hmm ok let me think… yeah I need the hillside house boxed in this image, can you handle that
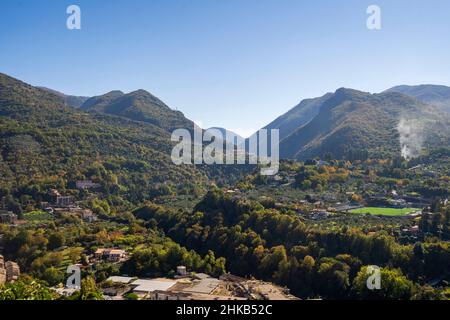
[94,249,128,262]
[0,211,18,225]
[76,180,101,190]
[80,209,96,222]
[6,261,20,282]
[49,189,74,207]
[0,255,5,284]
[0,255,20,284]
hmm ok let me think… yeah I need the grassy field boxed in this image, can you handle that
[23,210,53,221]
[349,207,420,217]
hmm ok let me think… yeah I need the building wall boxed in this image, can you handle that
[0,213,18,224]
[5,261,20,282]
[0,268,6,285]
[0,255,6,285]
[56,196,74,207]
[0,255,20,284]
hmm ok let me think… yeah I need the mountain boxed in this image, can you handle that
[279,88,449,160]
[206,127,244,145]
[263,93,333,140]
[0,73,248,207]
[80,90,124,111]
[243,93,333,155]
[81,89,194,133]
[386,85,450,113]
[38,87,89,108]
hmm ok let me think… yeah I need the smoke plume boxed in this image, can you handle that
[397,118,425,160]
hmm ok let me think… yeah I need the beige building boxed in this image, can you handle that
[94,249,128,262]
[0,255,20,285]
[6,261,20,282]
[0,255,6,285]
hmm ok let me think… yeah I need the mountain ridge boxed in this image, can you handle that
[2,71,449,166]
[80,89,194,133]
[386,84,450,113]
[38,87,89,108]
[279,88,449,160]
[263,92,333,141]
[0,72,247,205]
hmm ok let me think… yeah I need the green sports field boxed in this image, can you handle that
[349,207,421,217]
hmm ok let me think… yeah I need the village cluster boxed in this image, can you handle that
[56,265,298,300]
[1,179,300,300]
[0,155,448,300]
[0,180,100,226]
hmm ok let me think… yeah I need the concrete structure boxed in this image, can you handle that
[0,255,20,284]
[94,248,128,262]
[246,281,297,300]
[182,277,221,295]
[56,196,75,207]
[76,180,101,190]
[177,266,187,276]
[6,261,20,282]
[150,290,246,301]
[0,211,18,225]
[0,255,5,285]
[49,189,74,207]
[99,272,299,300]
[193,273,211,280]
[0,268,5,285]
[131,279,178,295]
[106,276,135,284]
[81,209,96,222]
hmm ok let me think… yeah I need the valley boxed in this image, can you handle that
[0,73,449,300]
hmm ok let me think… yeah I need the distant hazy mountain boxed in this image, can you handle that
[206,127,244,145]
[81,89,194,132]
[38,87,89,108]
[386,85,450,113]
[244,93,333,154]
[279,88,449,160]
[264,93,333,141]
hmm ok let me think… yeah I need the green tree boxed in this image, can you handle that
[47,232,65,250]
[352,266,415,300]
[42,267,64,286]
[70,276,104,300]
[0,278,57,300]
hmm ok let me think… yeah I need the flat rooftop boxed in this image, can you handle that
[132,278,177,293]
[106,276,135,284]
[182,278,221,294]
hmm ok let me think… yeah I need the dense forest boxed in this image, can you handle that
[132,189,450,299]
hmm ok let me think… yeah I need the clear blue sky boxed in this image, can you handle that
[1,0,449,137]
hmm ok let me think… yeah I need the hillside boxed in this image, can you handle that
[80,90,124,111]
[38,87,89,108]
[386,85,450,113]
[0,73,248,208]
[279,88,449,160]
[206,127,244,145]
[263,93,333,140]
[81,89,194,133]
